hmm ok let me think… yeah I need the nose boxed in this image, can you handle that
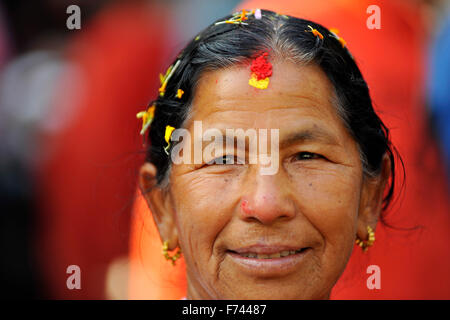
[239,174,296,225]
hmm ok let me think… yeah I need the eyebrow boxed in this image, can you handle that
[280,127,340,148]
[195,133,252,150]
[193,126,340,151]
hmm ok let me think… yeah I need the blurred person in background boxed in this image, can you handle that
[0,0,170,299]
[128,0,450,299]
[33,0,175,299]
[427,2,450,185]
[0,0,107,299]
[0,6,9,68]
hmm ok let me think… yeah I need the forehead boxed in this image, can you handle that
[188,59,343,133]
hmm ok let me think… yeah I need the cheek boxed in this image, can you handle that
[170,171,239,265]
[289,166,362,250]
[288,166,362,283]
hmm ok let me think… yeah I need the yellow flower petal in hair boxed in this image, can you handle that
[165,125,175,144]
[158,60,181,97]
[136,105,155,135]
[164,125,175,154]
[215,9,253,25]
[176,89,184,99]
[159,64,173,85]
[307,25,324,40]
[329,28,347,48]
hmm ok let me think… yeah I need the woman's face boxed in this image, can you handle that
[153,59,375,299]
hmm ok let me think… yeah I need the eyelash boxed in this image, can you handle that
[206,155,241,166]
[294,152,323,161]
[203,152,323,167]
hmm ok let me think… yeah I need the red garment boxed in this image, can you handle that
[36,2,172,299]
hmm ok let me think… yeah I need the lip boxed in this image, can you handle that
[226,245,312,278]
[230,245,303,255]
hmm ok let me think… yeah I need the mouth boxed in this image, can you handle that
[226,245,312,277]
[228,248,307,259]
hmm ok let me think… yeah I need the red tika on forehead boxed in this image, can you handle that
[250,52,272,80]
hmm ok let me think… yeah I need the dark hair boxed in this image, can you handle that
[143,9,401,213]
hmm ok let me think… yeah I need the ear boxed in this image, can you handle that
[139,162,178,250]
[356,153,391,240]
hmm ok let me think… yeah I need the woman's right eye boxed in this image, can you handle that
[293,152,323,161]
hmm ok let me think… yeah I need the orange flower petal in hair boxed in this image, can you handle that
[215,9,253,26]
[237,9,249,23]
[329,28,347,48]
[306,25,324,40]
[248,52,272,90]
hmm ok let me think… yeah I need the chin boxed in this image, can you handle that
[222,290,330,300]
[215,278,332,300]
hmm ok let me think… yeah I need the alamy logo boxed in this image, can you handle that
[366,265,381,290]
[366,5,381,30]
[66,5,81,30]
[66,265,81,290]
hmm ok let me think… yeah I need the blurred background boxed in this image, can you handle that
[0,0,449,299]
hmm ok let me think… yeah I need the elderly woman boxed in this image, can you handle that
[137,9,395,300]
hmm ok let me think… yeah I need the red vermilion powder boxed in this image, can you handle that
[250,52,272,80]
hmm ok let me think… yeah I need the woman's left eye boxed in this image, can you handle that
[207,154,239,165]
[294,152,323,161]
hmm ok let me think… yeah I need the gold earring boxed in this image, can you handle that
[162,240,182,265]
[355,225,375,252]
